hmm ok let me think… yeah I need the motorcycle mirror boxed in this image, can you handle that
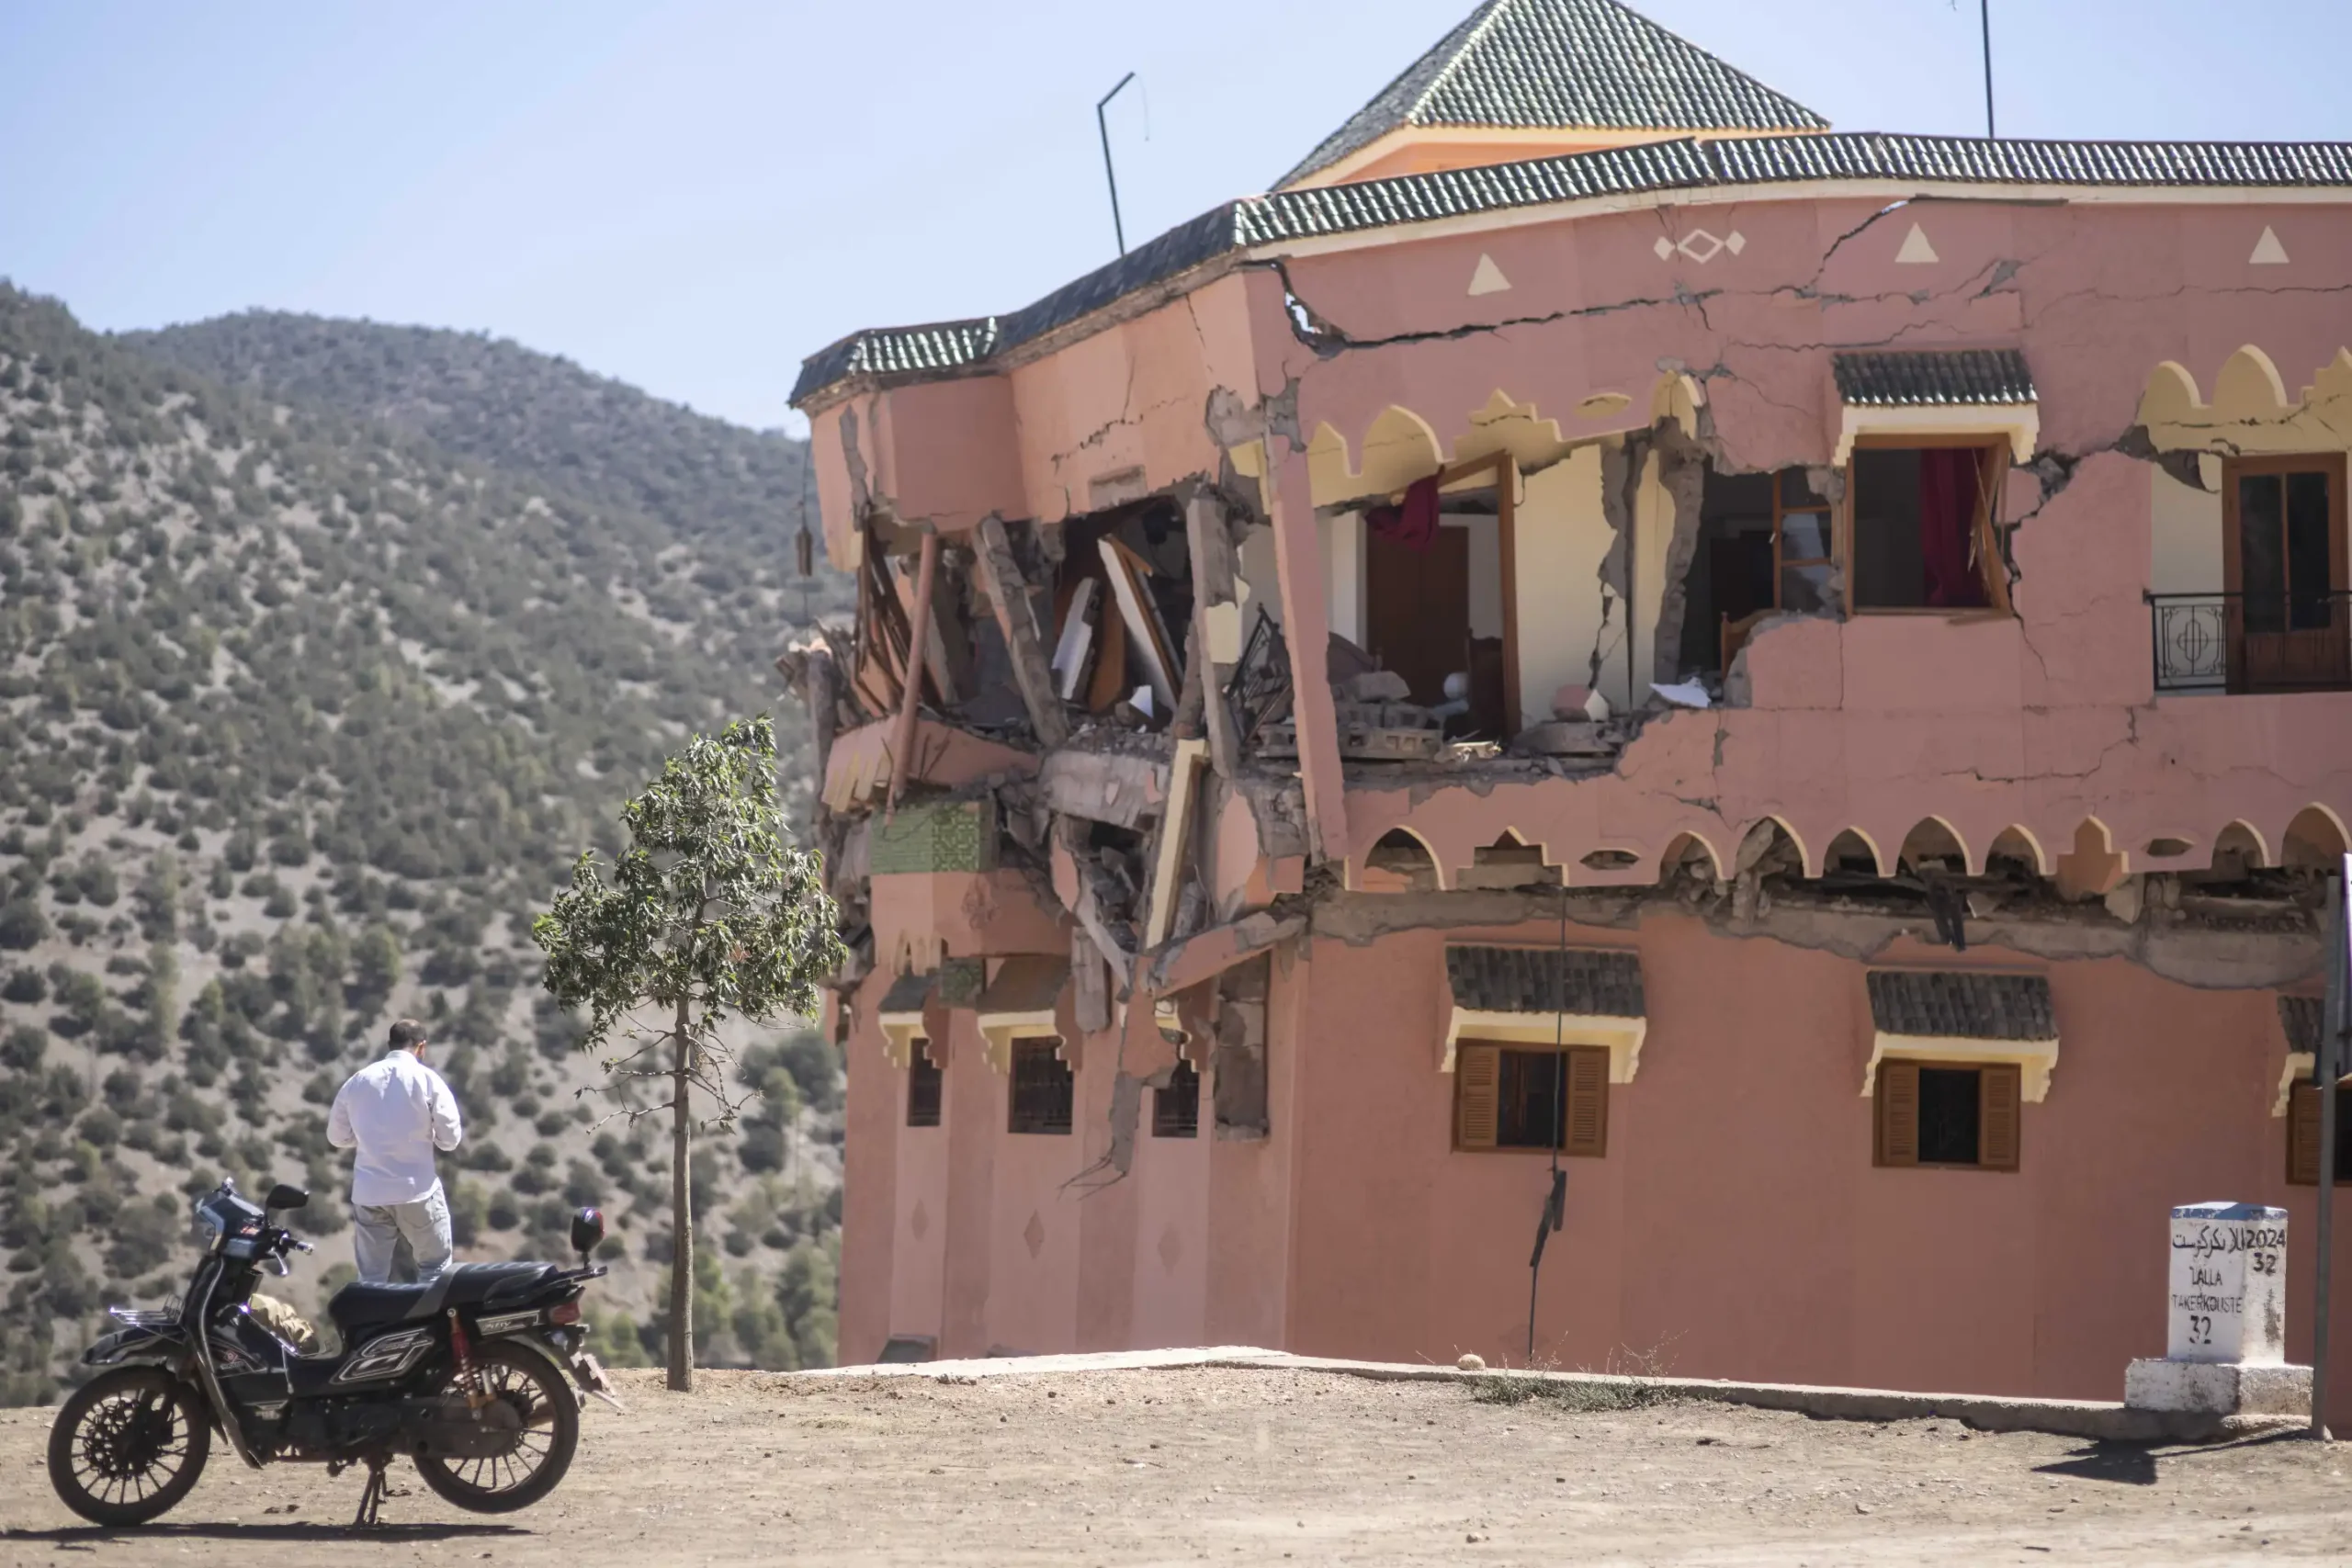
[266,1183,310,1213]
[570,1207,605,1262]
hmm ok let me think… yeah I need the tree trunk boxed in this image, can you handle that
[668,993,694,1393]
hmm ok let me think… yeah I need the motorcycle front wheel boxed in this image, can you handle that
[47,1366,212,1527]
[413,1341,579,1513]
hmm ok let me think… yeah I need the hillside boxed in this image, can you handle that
[0,286,849,1402]
[121,311,843,699]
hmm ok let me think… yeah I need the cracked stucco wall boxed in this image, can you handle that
[2151,463,2224,595]
[1340,447,2352,908]
[1008,273,1261,525]
[1513,446,1612,726]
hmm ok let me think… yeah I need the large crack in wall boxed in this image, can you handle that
[1309,883,2324,991]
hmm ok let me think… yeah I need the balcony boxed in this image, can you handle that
[2146,592,2352,695]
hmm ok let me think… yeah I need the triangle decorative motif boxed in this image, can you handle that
[2250,226,2290,265]
[1468,254,1512,296]
[1895,224,1939,265]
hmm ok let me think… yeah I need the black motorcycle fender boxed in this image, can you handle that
[82,1323,187,1368]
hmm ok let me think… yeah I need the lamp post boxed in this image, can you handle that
[1097,73,1137,256]
[1979,0,1996,137]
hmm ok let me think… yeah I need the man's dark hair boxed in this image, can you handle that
[389,1018,429,1051]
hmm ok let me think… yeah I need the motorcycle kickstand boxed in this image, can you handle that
[352,1458,390,1529]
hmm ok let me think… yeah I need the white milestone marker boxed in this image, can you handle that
[2165,1201,2287,1362]
[2125,1201,2309,1418]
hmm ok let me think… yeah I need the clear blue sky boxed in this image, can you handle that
[3,1,2345,433]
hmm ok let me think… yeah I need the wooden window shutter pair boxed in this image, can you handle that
[1454,1044,1608,1155]
[1457,1044,1501,1150]
[1564,1046,1609,1157]
[1874,1060,2020,1169]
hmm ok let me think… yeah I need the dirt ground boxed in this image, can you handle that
[5,1365,2351,1564]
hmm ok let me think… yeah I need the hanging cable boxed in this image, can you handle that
[1526,885,1569,1363]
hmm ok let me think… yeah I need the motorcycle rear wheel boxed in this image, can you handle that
[47,1366,212,1527]
[413,1341,579,1513]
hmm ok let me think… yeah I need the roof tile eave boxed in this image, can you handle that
[793,130,2352,407]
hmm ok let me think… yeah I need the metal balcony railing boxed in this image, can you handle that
[2147,591,2352,694]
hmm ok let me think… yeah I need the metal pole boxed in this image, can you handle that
[1096,73,1136,256]
[1528,890,1569,1363]
[2314,863,2350,1439]
[1979,0,1996,138]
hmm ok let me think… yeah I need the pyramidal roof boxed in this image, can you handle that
[1277,0,1828,188]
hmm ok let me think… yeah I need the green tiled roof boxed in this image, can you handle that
[869,797,996,876]
[1277,0,1826,189]
[2278,995,2323,1055]
[1447,944,1645,1017]
[878,970,935,1014]
[1833,349,2036,407]
[793,133,2352,408]
[1868,971,2056,1042]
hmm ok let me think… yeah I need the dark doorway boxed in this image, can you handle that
[1365,493,1510,736]
[2224,455,2347,693]
[1367,521,1470,707]
[1679,468,1823,677]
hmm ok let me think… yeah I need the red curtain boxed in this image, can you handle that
[1917,449,1986,608]
[1366,475,1442,552]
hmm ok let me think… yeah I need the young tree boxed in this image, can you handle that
[532,715,842,1391]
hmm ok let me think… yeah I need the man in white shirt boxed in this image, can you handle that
[327,1018,464,1284]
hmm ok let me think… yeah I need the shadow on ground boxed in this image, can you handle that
[6,1523,529,1545]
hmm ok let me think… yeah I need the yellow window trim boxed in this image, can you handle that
[1442,1008,1646,1083]
[879,1012,928,1070]
[2274,1055,2352,1117]
[1862,1032,2057,1103]
[1833,405,2039,468]
[979,1013,1064,1075]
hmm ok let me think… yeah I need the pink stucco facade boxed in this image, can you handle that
[792,72,2352,1405]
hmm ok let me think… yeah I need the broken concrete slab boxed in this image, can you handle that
[1136,909,1306,998]
[1038,748,1170,829]
[823,716,1037,813]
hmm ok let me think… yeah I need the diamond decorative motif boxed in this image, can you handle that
[1658,231,1746,265]
[1158,1224,1183,1273]
[1023,1210,1046,1259]
[1677,230,1725,264]
[910,1201,929,1241]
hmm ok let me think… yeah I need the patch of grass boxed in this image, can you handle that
[1466,1345,1682,1413]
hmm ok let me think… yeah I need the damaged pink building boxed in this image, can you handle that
[783,0,2352,1404]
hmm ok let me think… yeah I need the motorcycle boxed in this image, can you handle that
[47,1178,619,1528]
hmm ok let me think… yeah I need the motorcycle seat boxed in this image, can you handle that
[327,1261,564,1338]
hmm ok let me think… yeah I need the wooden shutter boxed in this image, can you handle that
[1978,1063,2022,1172]
[1564,1046,1610,1158]
[1973,445,2013,615]
[1876,1060,1920,1168]
[2290,1079,2323,1186]
[1455,1044,1499,1150]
